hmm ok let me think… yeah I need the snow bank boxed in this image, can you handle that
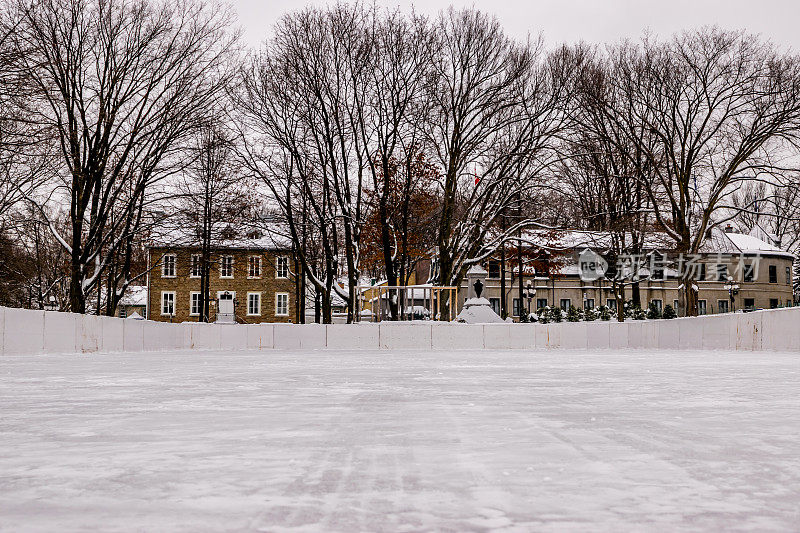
[0,306,798,355]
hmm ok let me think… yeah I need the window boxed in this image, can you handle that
[512,298,521,317]
[651,299,663,314]
[699,263,706,281]
[489,297,501,315]
[650,252,665,281]
[162,254,176,277]
[673,299,679,311]
[770,298,779,309]
[161,291,175,316]
[584,298,595,310]
[247,292,261,316]
[769,265,777,283]
[744,298,755,310]
[787,266,792,285]
[190,255,201,278]
[220,255,233,278]
[607,299,617,312]
[487,260,501,279]
[718,299,729,313]
[275,293,289,316]
[190,292,202,316]
[716,264,728,281]
[536,298,548,309]
[248,256,262,278]
[276,256,289,279]
[743,262,755,282]
[697,299,706,315]
[119,307,127,319]
[560,298,571,311]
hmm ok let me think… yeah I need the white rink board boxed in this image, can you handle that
[1,306,799,355]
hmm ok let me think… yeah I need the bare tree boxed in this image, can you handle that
[8,0,237,312]
[601,29,800,315]
[560,46,662,317]
[354,9,434,320]
[236,5,370,323]
[426,9,574,316]
[0,13,51,233]
[171,119,253,322]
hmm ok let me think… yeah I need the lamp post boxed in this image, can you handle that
[43,295,57,312]
[524,280,536,320]
[723,275,739,312]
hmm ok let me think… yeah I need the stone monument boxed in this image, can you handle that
[455,265,507,323]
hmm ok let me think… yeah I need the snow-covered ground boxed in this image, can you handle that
[2,349,800,531]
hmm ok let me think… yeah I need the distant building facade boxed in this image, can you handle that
[468,227,794,320]
[147,239,296,324]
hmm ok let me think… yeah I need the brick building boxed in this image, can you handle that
[147,238,296,324]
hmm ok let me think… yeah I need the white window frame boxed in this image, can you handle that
[161,254,176,278]
[161,291,175,316]
[560,298,571,311]
[247,292,262,316]
[698,299,707,315]
[717,299,729,314]
[275,292,289,316]
[189,292,201,316]
[248,256,262,279]
[276,256,289,279]
[220,255,234,279]
[190,254,202,278]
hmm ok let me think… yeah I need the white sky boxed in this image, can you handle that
[232,0,800,51]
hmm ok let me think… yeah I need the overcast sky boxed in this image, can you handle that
[231,0,800,51]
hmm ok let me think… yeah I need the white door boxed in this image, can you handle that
[219,293,234,315]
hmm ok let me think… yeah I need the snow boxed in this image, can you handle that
[723,231,794,258]
[119,285,147,307]
[2,349,800,531]
[456,297,507,323]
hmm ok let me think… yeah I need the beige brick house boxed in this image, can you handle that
[147,239,296,324]
[437,226,795,320]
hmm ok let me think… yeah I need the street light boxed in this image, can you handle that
[723,275,739,312]
[43,295,57,312]
[524,280,536,320]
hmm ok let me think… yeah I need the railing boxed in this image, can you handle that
[355,285,460,322]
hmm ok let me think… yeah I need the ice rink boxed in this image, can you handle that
[2,349,800,531]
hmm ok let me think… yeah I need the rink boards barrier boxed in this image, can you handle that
[0,306,797,354]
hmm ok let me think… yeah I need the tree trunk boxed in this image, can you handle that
[69,260,85,313]
[500,215,507,319]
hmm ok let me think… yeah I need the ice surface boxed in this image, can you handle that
[2,350,800,531]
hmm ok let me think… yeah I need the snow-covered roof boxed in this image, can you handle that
[148,223,292,250]
[522,228,792,258]
[519,229,674,253]
[721,232,794,258]
[120,286,147,306]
